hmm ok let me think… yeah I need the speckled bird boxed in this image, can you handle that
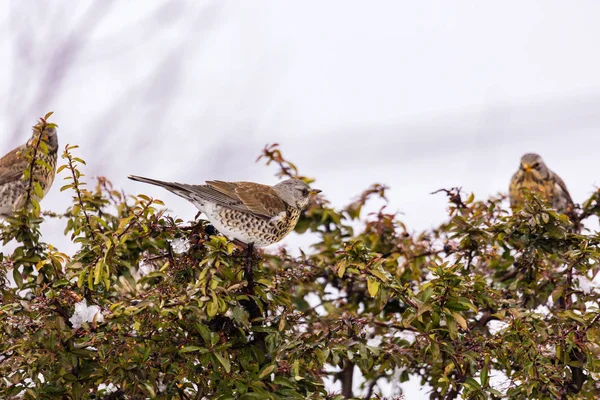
[509,153,573,213]
[128,176,321,247]
[0,126,58,217]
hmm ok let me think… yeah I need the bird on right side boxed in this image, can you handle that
[508,153,573,214]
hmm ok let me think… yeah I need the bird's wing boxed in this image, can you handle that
[551,171,574,206]
[128,175,246,209]
[0,145,26,186]
[128,176,288,219]
[206,180,287,218]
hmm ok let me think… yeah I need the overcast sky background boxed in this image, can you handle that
[2,1,600,398]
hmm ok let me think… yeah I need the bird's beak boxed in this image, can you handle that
[310,189,322,195]
[523,164,532,172]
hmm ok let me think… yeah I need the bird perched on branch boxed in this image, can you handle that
[0,125,58,217]
[128,175,321,247]
[509,153,573,213]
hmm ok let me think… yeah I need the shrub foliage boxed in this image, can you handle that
[1,117,600,399]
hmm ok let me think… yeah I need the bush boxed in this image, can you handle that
[1,117,599,399]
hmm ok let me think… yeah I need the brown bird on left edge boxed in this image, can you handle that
[128,175,321,247]
[0,126,58,217]
[509,153,573,213]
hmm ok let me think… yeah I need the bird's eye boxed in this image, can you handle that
[301,189,309,196]
[531,162,539,169]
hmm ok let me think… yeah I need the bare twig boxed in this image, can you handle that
[431,187,467,209]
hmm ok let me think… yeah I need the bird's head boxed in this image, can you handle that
[519,153,550,179]
[42,126,59,150]
[273,178,321,209]
[28,126,58,151]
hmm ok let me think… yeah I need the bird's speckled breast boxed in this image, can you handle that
[34,152,58,196]
[0,151,57,216]
[207,204,301,247]
[510,173,555,208]
[0,181,26,216]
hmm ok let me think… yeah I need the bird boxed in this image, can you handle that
[509,153,573,213]
[128,175,321,247]
[0,126,58,217]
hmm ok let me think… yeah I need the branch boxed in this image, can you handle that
[116,199,153,241]
[340,361,355,399]
[431,187,467,209]
[23,116,53,211]
[363,374,385,400]
[373,320,419,333]
[63,145,101,237]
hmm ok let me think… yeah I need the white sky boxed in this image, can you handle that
[2,1,600,398]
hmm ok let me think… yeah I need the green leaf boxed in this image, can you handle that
[369,267,388,282]
[481,365,489,386]
[259,364,276,379]
[180,346,209,354]
[367,276,380,297]
[446,317,458,340]
[12,268,23,288]
[464,377,481,390]
[337,259,347,278]
[232,306,250,327]
[444,298,474,312]
[560,310,586,323]
[214,351,231,373]
[93,258,103,285]
[452,312,467,331]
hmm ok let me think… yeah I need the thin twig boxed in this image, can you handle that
[116,200,153,241]
[23,124,47,210]
[64,146,98,237]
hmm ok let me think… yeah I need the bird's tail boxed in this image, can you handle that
[128,175,198,204]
